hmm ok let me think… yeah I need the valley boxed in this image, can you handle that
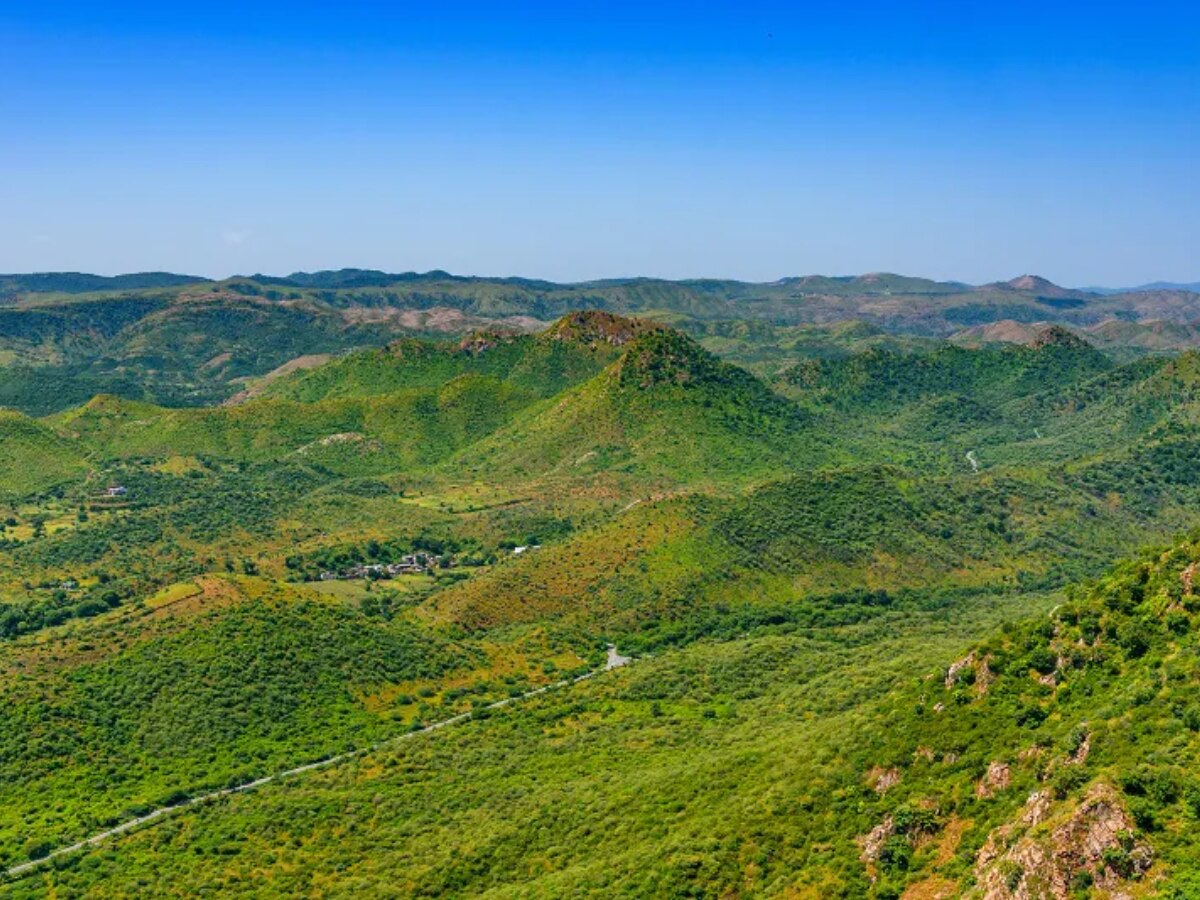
[3,278,1200,896]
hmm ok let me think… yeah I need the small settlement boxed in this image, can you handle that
[318,552,441,582]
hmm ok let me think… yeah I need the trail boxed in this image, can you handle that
[4,648,633,881]
[966,450,979,473]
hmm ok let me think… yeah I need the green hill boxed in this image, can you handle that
[11,302,1200,896]
[449,327,817,485]
[262,311,652,403]
[0,272,206,296]
[0,410,90,496]
[0,576,488,866]
[778,328,1111,412]
[21,534,1200,897]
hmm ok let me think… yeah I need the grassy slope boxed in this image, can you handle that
[264,311,656,403]
[449,329,824,486]
[0,410,90,495]
[0,574,599,866]
[424,460,1200,644]
[19,534,1200,897]
[10,315,1200,895]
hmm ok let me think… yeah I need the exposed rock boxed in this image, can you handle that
[868,766,902,794]
[457,330,521,355]
[944,651,994,696]
[975,656,995,696]
[974,784,1151,899]
[1007,275,1070,296]
[945,652,975,688]
[1182,561,1199,596]
[1070,734,1091,766]
[541,310,661,347]
[1022,790,1053,827]
[295,432,382,455]
[1030,325,1092,350]
[976,761,1012,799]
[858,815,895,865]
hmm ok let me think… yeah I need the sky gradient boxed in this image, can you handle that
[2,1,1198,286]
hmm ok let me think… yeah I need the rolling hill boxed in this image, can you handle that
[0,410,90,496]
[4,270,1200,416]
[15,532,1200,898]
[7,301,1200,896]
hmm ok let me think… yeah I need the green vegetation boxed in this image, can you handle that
[2,268,1199,415]
[5,300,1200,895]
[0,411,90,496]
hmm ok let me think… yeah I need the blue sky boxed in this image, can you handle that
[2,1,1197,285]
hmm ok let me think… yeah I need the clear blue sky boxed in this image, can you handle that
[2,1,1197,285]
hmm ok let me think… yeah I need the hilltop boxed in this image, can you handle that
[6,300,1200,895]
[3,269,1200,415]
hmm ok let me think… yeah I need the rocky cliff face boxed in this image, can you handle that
[973,783,1152,899]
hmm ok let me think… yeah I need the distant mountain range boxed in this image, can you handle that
[2,268,1194,297]
[1078,281,1200,295]
[0,271,209,294]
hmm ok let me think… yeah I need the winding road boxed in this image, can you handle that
[5,647,633,881]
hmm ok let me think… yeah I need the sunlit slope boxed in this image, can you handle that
[48,382,535,474]
[0,575,488,866]
[448,328,823,485]
[0,410,90,495]
[44,313,677,474]
[262,310,661,402]
[424,461,1200,640]
[28,534,1200,897]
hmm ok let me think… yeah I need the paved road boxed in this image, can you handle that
[4,648,631,881]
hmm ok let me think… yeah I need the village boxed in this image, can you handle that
[313,543,540,583]
[317,552,443,582]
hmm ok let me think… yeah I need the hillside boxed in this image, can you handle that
[447,327,817,485]
[0,410,90,495]
[261,311,652,403]
[779,328,1110,411]
[17,534,1200,897]
[3,270,1200,416]
[0,272,206,298]
[6,304,1200,895]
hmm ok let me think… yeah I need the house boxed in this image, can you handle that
[386,553,440,575]
[386,560,423,576]
[104,486,128,498]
